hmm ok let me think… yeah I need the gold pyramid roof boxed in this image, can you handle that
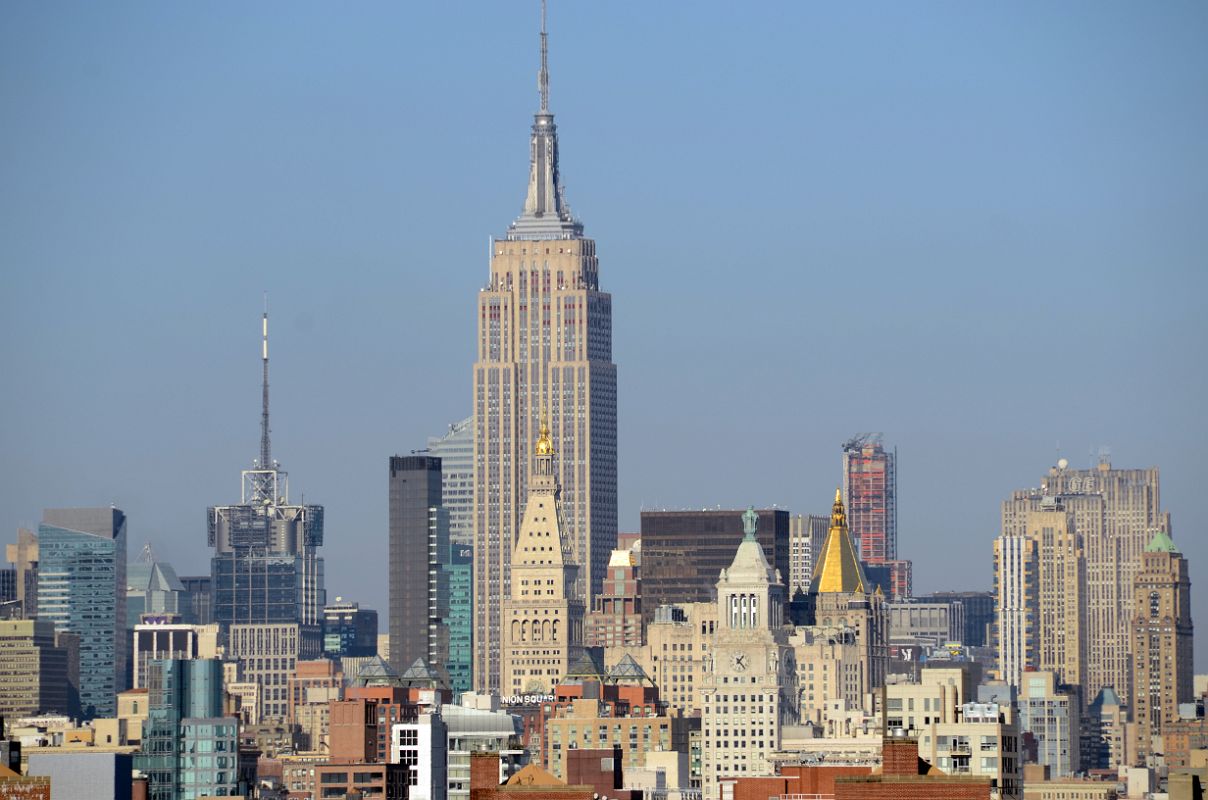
[809,489,867,594]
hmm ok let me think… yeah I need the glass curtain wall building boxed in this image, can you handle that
[208,312,325,629]
[138,658,240,800]
[37,507,128,719]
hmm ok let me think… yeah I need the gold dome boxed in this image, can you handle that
[535,418,554,456]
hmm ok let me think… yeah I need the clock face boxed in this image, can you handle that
[730,652,748,672]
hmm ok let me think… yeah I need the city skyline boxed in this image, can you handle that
[2,0,1206,670]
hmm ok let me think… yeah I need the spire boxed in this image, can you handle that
[811,489,867,594]
[507,0,582,241]
[260,299,271,469]
[539,0,549,113]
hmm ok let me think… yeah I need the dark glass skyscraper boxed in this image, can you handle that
[639,509,790,627]
[388,456,445,673]
[37,507,127,719]
[208,312,325,629]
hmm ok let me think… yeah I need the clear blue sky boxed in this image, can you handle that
[2,2,1206,661]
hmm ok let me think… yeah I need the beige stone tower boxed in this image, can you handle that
[1030,460,1167,704]
[1029,504,1086,693]
[472,4,617,692]
[701,507,797,799]
[1132,529,1193,763]
[501,421,584,695]
[806,490,889,691]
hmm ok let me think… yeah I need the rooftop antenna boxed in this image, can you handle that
[260,294,271,470]
[538,0,549,112]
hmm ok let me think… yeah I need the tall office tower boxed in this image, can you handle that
[4,529,38,618]
[841,434,911,598]
[322,598,379,658]
[388,456,450,677]
[701,509,796,799]
[0,619,69,716]
[209,313,325,629]
[1004,458,1166,705]
[472,4,617,692]
[1131,530,1193,763]
[428,418,474,547]
[788,514,828,595]
[37,507,127,719]
[137,658,240,800]
[1031,503,1086,693]
[994,499,1087,694]
[640,509,790,627]
[501,424,584,694]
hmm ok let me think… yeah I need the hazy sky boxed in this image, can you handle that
[2,2,1206,662]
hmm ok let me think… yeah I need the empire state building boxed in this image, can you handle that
[472,2,617,692]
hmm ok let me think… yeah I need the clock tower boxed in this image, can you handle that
[701,507,797,798]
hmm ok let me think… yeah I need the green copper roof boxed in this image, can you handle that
[1145,529,1178,553]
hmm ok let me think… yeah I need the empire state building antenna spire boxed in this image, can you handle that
[539,0,549,113]
[260,295,271,469]
[510,0,582,239]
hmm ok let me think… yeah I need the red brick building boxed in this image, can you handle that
[722,738,993,800]
[470,751,640,800]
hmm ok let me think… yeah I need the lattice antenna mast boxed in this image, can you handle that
[260,298,271,469]
[539,0,549,112]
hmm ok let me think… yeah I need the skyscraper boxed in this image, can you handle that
[0,619,70,716]
[1001,458,1167,705]
[993,497,1086,694]
[1131,529,1193,763]
[137,658,239,800]
[640,509,790,628]
[841,434,911,598]
[388,456,447,674]
[500,422,583,694]
[427,418,474,547]
[472,4,617,691]
[208,312,325,629]
[37,507,127,719]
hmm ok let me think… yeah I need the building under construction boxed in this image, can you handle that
[841,434,911,599]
